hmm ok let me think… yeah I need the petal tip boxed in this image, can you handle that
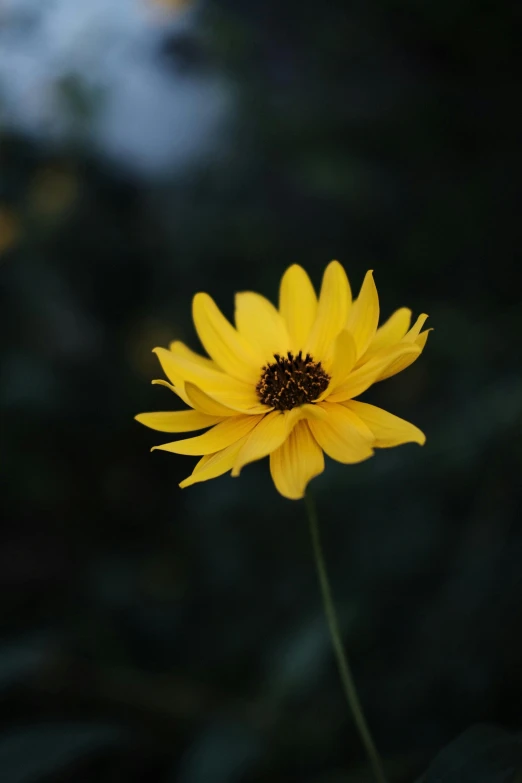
[192,291,211,307]
[278,489,305,501]
[282,262,306,279]
[327,259,342,270]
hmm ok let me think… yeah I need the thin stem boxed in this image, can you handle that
[305,491,388,783]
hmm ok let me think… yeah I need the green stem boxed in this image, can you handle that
[305,491,388,783]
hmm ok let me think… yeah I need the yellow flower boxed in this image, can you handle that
[136,262,429,500]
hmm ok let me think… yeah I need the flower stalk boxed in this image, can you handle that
[305,491,388,783]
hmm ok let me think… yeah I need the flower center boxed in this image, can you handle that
[256,351,330,411]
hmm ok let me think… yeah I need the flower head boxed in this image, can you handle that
[136,262,429,499]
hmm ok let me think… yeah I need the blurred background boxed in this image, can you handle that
[1,0,522,781]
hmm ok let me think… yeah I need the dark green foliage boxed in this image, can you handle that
[1,1,522,781]
[420,725,522,783]
[0,724,126,783]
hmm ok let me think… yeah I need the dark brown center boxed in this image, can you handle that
[256,351,330,411]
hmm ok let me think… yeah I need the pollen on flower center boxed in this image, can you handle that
[256,351,330,411]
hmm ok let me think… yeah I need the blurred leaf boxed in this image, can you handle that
[0,205,19,255]
[0,723,126,783]
[175,720,262,783]
[419,724,522,783]
[0,635,53,693]
[28,167,78,221]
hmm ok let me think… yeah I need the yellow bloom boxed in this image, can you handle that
[136,262,429,500]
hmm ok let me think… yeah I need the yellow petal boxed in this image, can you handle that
[305,261,351,360]
[202,389,269,415]
[232,409,301,477]
[317,401,374,440]
[179,439,248,489]
[192,293,263,382]
[184,382,238,417]
[299,403,330,421]
[269,421,324,500]
[155,345,230,394]
[235,291,290,360]
[308,402,374,464]
[366,307,412,355]
[154,347,265,413]
[376,341,427,381]
[279,264,318,350]
[404,313,429,342]
[415,329,430,351]
[152,379,176,391]
[151,378,191,407]
[135,410,222,433]
[343,401,425,447]
[153,347,185,386]
[152,414,262,456]
[376,315,430,381]
[344,270,380,360]
[168,340,218,370]
[327,343,421,402]
[318,329,357,399]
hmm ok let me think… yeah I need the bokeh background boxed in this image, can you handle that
[2,1,522,781]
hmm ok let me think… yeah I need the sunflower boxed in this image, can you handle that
[136,261,429,499]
